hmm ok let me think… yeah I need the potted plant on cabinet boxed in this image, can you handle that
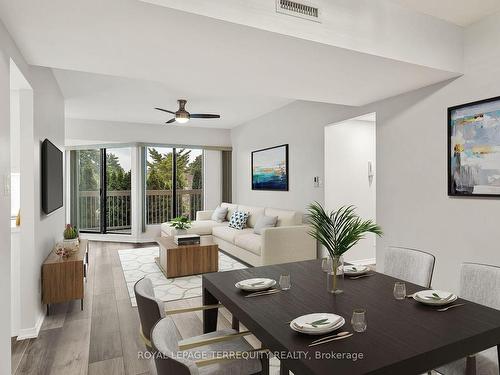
[307,203,382,294]
[63,224,79,249]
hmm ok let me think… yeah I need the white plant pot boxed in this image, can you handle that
[175,229,187,235]
[63,238,79,249]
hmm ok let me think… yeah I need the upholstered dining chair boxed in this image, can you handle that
[435,263,500,375]
[134,277,167,350]
[382,246,435,288]
[134,277,223,350]
[151,315,269,375]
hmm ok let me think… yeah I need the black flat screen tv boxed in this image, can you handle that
[41,139,63,214]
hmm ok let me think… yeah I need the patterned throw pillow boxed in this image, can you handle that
[228,211,249,230]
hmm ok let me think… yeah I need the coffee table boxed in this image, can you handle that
[155,236,219,278]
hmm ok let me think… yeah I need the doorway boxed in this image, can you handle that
[9,59,34,339]
[324,113,376,263]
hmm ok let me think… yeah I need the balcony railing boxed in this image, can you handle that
[78,189,203,232]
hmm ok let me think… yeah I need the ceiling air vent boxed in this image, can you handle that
[276,0,321,22]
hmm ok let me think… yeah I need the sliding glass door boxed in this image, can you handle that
[106,148,132,234]
[72,147,132,234]
[71,145,204,233]
[176,148,203,219]
[74,149,101,232]
[145,146,203,225]
[145,146,174,225]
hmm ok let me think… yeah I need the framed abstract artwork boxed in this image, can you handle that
[448,96,500,197]
[251,144,289,191]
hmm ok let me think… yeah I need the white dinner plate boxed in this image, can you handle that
[235,278,276,292]
[344,265,369,276]
[290,313,345,335]
[413,290,458,306]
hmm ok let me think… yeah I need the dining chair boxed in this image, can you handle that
[134,277,223,349]
[435,262,500,375]
[134,277,166,350]
[151,315,269,375]
[382,246,435,287]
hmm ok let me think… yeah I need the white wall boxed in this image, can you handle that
[231,101,354,213]
[9,89,19,172]
[370,12,500,292]
[324,119,376,263]
[230,11,500,294]
[0,28,11,374]
[142,0,463,73]
[65,118,231,148]
[0,20,65,363]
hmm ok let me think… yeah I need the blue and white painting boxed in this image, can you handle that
[252,145,288,191]
[449,97,500,196]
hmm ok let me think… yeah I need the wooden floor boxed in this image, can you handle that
[11,241,256,375]
[12,242,434,375]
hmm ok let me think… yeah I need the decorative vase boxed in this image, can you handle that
[326,255,344,294]
[175,229,187,235]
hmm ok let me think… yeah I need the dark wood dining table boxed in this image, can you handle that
[202,259,500,375]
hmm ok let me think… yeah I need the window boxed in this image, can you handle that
[71,147,132,234]
[145,147,203,224]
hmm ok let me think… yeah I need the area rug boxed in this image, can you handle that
[118,246,247,306]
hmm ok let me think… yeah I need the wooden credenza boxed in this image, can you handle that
[42,239,89,315]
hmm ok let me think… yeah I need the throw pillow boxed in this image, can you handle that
[228,211,249,230]
[253,215,278,235]
[211,206,228,223]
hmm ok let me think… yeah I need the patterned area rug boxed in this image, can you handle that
[118,246,247,306]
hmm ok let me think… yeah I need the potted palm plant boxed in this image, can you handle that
[169,216,192,235]
[307,203,382,294]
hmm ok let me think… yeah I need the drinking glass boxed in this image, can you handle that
[393,281,406,300]
[279,273,291,290]
[321,257,332,273]
[351,309,367,333]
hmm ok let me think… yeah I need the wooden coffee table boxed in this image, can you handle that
[155,236,219,278]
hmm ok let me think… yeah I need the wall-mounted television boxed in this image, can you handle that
[41,139,63,214]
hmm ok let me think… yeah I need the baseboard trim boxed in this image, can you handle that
[17,312,44,340]
[348,258,376,266]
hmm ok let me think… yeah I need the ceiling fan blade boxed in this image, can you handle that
[190,113,220,119]
[155,107,175,114]
[165,118,176,124]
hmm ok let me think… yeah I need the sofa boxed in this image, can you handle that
[161,203,317,266]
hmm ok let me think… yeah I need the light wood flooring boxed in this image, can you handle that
[11,241,260,375]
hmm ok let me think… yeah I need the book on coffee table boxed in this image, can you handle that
[174,234,201,245]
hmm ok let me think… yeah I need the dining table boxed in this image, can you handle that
[202,259,500,375]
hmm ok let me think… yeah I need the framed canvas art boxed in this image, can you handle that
[448,96,500,197]
[251,144,289,191]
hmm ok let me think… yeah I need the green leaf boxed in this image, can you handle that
[306,202,383,258]
[307,318,330,327]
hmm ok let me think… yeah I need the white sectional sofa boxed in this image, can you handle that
[161,203,317,266]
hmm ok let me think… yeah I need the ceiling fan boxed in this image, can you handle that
[155,99,220,124]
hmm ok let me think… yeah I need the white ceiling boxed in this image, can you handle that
[0,0,464,127]
[52,68,292,128]
[391,0,500,26]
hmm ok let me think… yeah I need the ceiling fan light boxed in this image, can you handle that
[175,111,190,123]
